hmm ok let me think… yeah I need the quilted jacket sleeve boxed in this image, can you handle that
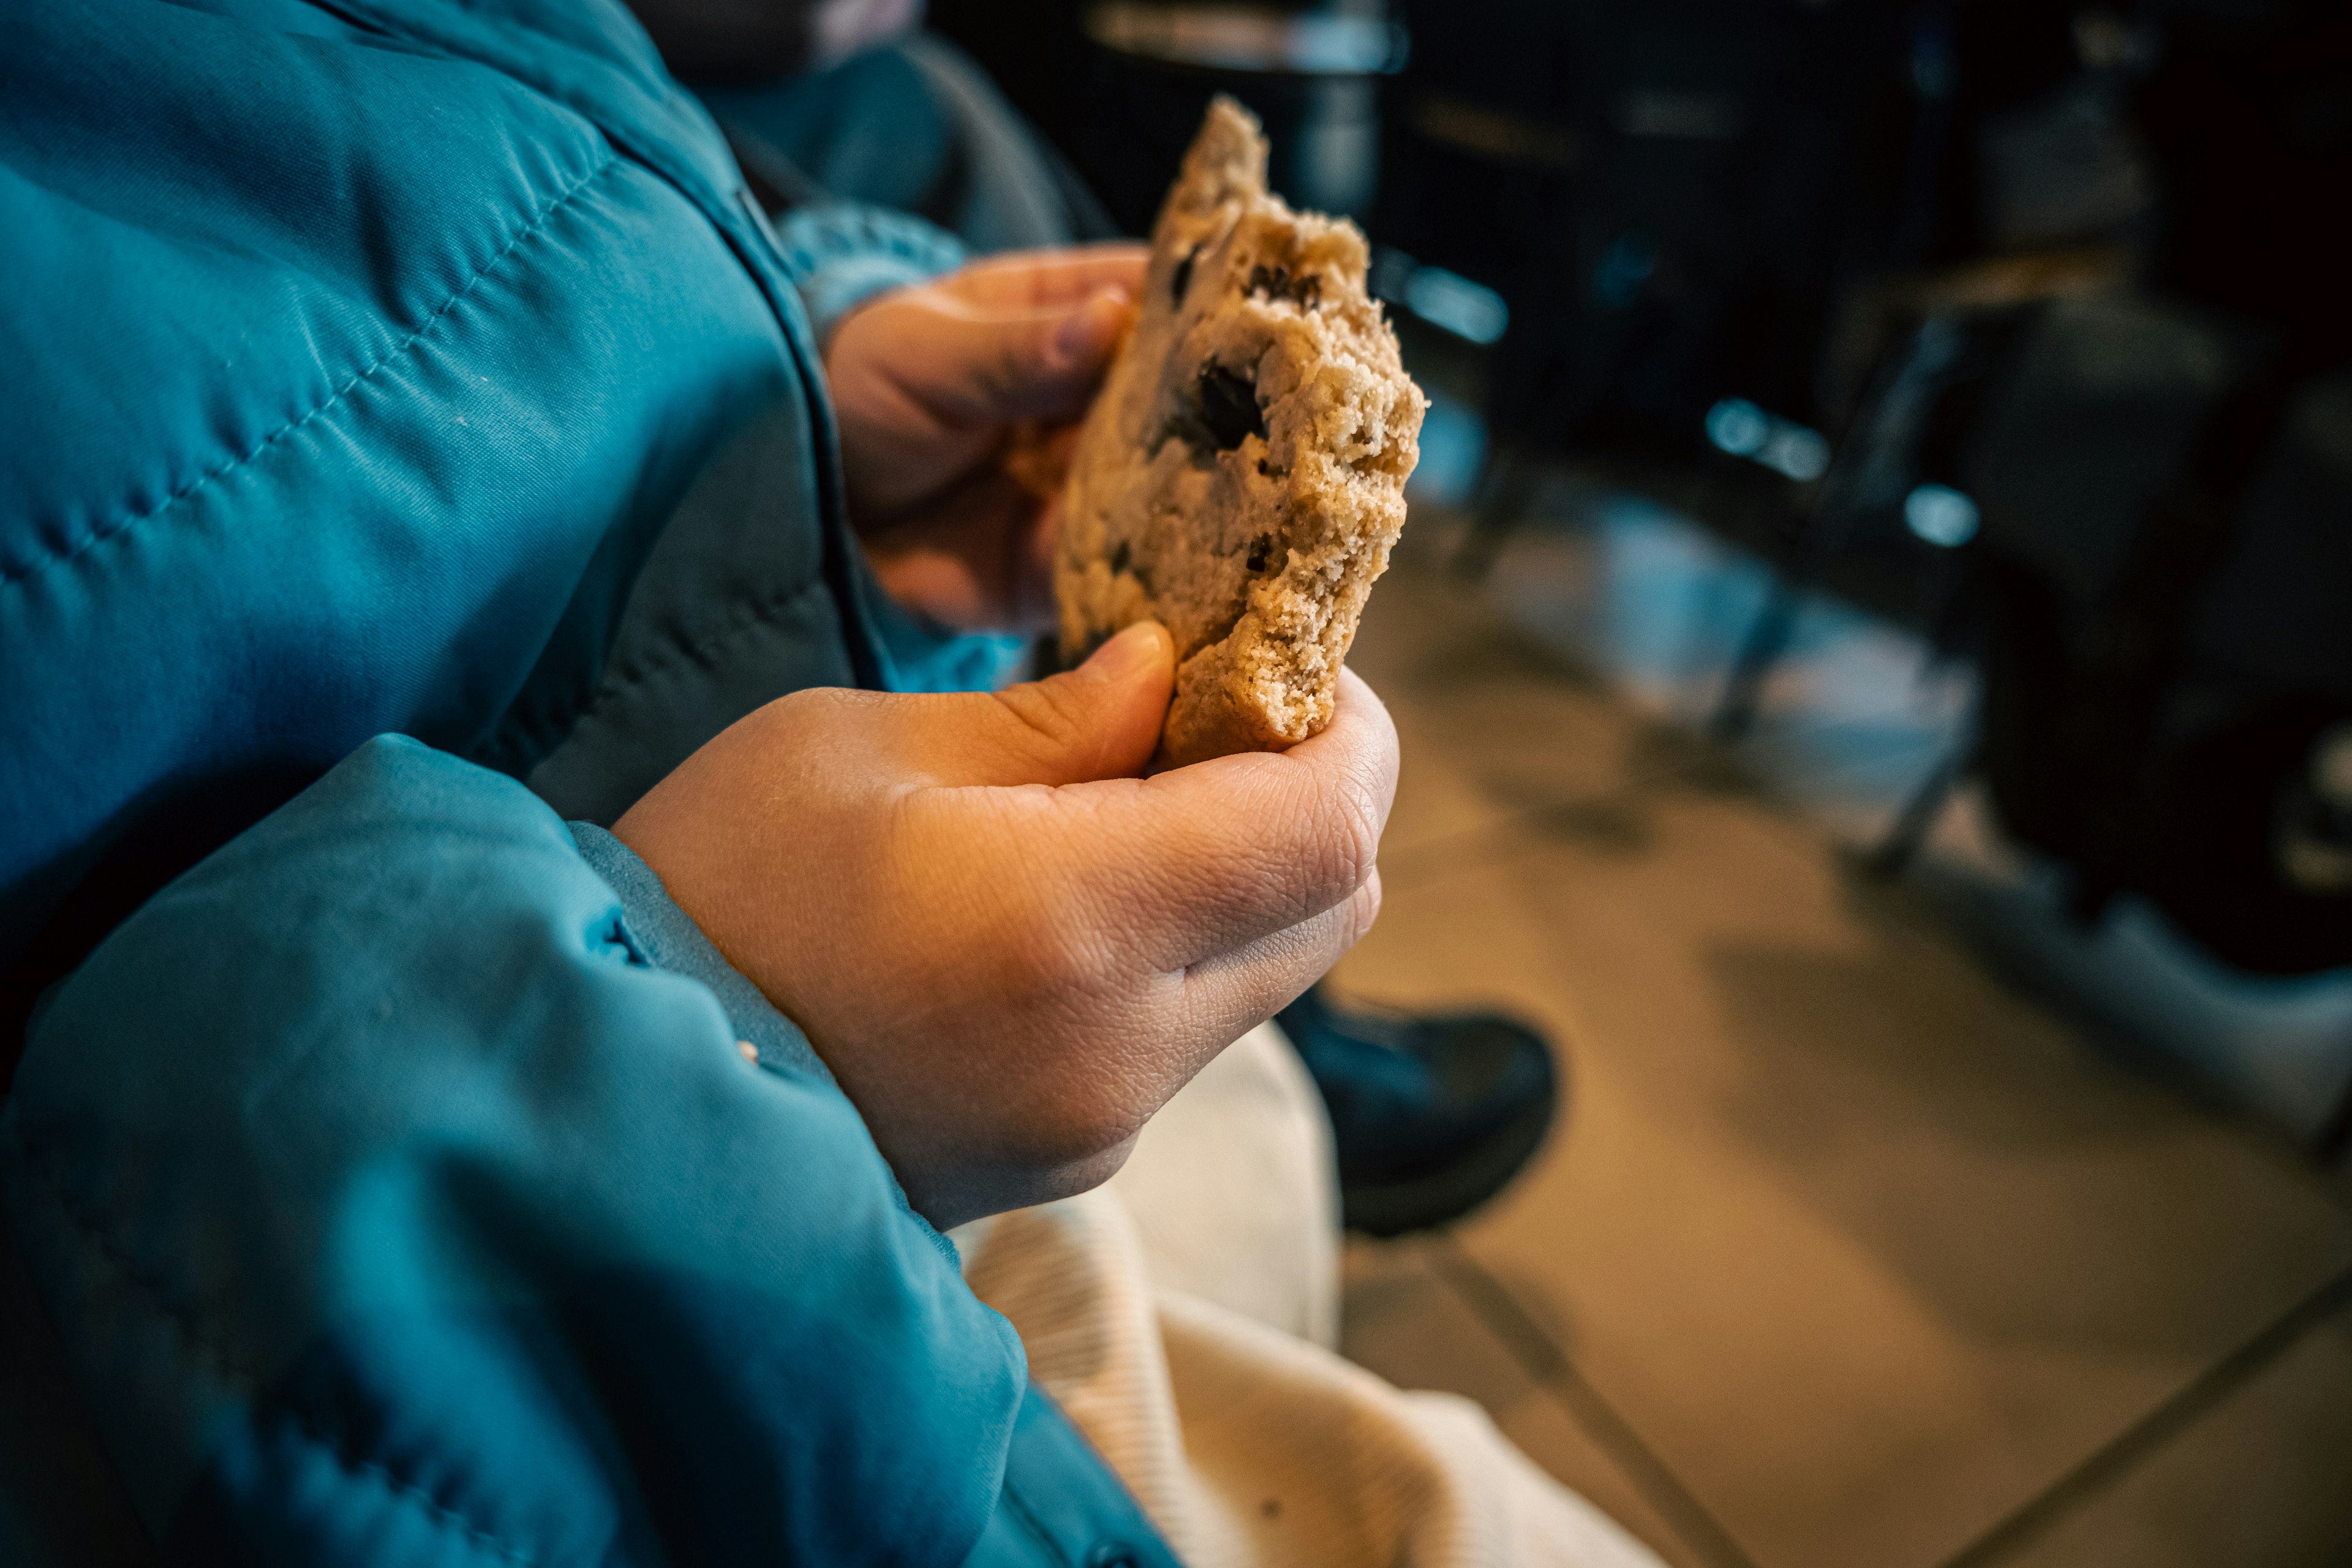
[769,202,970,344]
[1,736,1026,1565]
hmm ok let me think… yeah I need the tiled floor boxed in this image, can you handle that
[1330,512,2352,1568]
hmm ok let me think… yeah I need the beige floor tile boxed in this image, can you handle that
[1990,1296,2352,1567]
[1327,790,2352,1568]
[1339,1238,1715,1567]
[1346,560,1645,879]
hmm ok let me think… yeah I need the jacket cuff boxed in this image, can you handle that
[568,821,832,1082]
[767,203,965,343]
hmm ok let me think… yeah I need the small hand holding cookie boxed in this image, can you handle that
[824,244,1147,631]
[614,622,1399,1230]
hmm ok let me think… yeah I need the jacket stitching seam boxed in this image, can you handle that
[488,571,830,769]
[608,570,831,693]
[7,1122,539,1564]
[773,226,959,280]
[9,1122,246,1389]
[1,152,625,594]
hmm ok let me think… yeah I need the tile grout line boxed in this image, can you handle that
[1387,741,2352,1563]
[1933,1263,2352,1568]
[1381,555,2352,1557]
[1428,1238,1764,1568]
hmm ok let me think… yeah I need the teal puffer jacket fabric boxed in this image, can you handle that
[0,0,872,995]
[0,1,1174,1564]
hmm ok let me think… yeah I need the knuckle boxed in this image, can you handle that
[981,325,1035,401]
[1344,876,1382,949]
[1292,766,1381,902]
[1332,773,1384,883]
[989,682,1087,762]
[785,684,888,726]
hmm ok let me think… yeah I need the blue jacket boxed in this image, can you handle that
[0,1,1170,1563]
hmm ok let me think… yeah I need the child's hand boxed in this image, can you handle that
[612,623,1398,1230]
[823,244,1147,632]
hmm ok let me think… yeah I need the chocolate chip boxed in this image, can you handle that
[1247,263,1319,306]
[1194,364,1266,451]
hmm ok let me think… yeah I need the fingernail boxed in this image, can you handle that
[1052,286,1125,362]
[1080,620,1167,681]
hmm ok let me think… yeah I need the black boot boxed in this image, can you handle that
[1275,984,1560,1238]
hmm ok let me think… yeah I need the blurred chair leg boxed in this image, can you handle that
[1864,727,1972,881]
[1709,459,1848,744]
[1716,315,1969,742]
[1709,573,1807,742]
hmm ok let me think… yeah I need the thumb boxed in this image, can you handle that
[899,621,1175,788]
[915,284,1135,426]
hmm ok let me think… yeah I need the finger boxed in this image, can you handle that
[1051,867,1382,1148]
[1039,668,1401,967]
[1000,420,1082,503]
[884,474,1063,635]
[892,285,1136,425]
[883,621,1177,787]
[1018,492,1060,628]
[833,288,1131,515]
[1172,869,1384,1047]
[940,244,1150,310]
[859,465,1057,633]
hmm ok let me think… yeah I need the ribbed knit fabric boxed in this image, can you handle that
[953,1027,1665,1568]
[1107,1018,1341,1349]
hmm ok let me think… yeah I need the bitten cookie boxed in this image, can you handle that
[1055,96,1425,766]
